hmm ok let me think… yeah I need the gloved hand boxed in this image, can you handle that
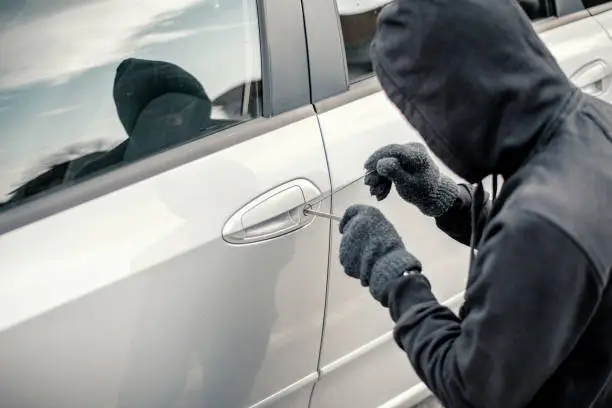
[339,205,422,305]
[364,142,459,217]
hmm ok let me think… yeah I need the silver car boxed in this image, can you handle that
[1,0,612,407]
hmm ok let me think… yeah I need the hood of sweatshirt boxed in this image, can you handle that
[371,0,576,183]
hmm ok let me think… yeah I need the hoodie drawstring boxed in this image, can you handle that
[468,175,498,270]
[492,174,499,201]
[462,175,498,318]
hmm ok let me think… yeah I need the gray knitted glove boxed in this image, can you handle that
[339,205,422,305]
[364,143,459,217]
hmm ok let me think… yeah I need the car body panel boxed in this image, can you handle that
[587,4,612,103]
[538,11,612,103]
[0,112,331,408]
[311,82,470,408]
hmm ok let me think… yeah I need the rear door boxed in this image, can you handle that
[579,0,612,101]
[303,1,470,407]
[584,0,612,51]
[303,0,612,407]
[0,1,330,407]
[536,0,612,103]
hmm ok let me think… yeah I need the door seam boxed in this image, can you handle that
[307,113,335,408]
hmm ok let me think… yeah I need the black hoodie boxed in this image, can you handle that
[371,1,612,407]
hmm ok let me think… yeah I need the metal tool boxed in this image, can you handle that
[302,170,376,222]
[303,206,342,222]
[305,170,375,207]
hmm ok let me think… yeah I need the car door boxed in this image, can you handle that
[303,1,470,407]
[302,0,612,407]
[584,0,612,61]
[536,0,612,103]
[0,1,330,407]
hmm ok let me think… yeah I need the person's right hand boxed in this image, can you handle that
[364,142,459,217]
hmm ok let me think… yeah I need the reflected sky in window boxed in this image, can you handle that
[0,0,261,201]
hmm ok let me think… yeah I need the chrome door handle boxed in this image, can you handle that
[222,179,322,244]
[571,60,609,96]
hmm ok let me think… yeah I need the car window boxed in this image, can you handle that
[335,0,555,83]
[519,0,554,19]
[582,0,612,7]
[0,0,262,212]
[336,0,391,83]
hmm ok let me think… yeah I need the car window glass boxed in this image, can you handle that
[520,0,555,19]
[0,0,262,211]
[582,0,612,7]
[336,0,391,83]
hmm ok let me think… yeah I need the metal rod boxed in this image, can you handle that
[306,170,376,207]
[303,207,341,222]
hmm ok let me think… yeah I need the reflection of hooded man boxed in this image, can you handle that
[111,58,292,408]
[76,58,214,178]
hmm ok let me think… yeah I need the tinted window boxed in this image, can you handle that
[519,0,554,19]
[0,0,262,211]
[582,0,612,7]
[336,0,390,83]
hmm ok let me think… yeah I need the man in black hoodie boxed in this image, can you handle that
[337,0,612,407]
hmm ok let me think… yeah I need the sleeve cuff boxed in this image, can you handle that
[387,272,437,322]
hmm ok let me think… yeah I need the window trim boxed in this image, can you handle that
[0,0,311,235]
[259,0,311,116]
[588,1,612,15]
[302,0,351,104]
[534,8,590,32]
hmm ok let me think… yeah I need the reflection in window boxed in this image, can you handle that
[0,0,262,211]
[337,0,390,83]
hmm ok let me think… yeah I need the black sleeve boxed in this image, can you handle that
[385,210,603,408]
[434,184,491,247]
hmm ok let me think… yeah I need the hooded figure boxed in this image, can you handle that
[337,1,612,407]
[76,58,215,179]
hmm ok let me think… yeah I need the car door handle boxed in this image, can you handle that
[571,61,609,96]
[222,179,322,244]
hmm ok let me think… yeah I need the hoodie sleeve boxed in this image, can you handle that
[385,209,603,408]
[434,184,491,247]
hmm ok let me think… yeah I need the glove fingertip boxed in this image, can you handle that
[369,185,378,197]
[370,180,389,197]
[376,187,390,201]
[381,182,392,199]
[364,172,380,187]
[339,204,364,233]
[376,157,401,178]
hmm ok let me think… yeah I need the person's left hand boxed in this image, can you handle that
[339,205,422,305]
